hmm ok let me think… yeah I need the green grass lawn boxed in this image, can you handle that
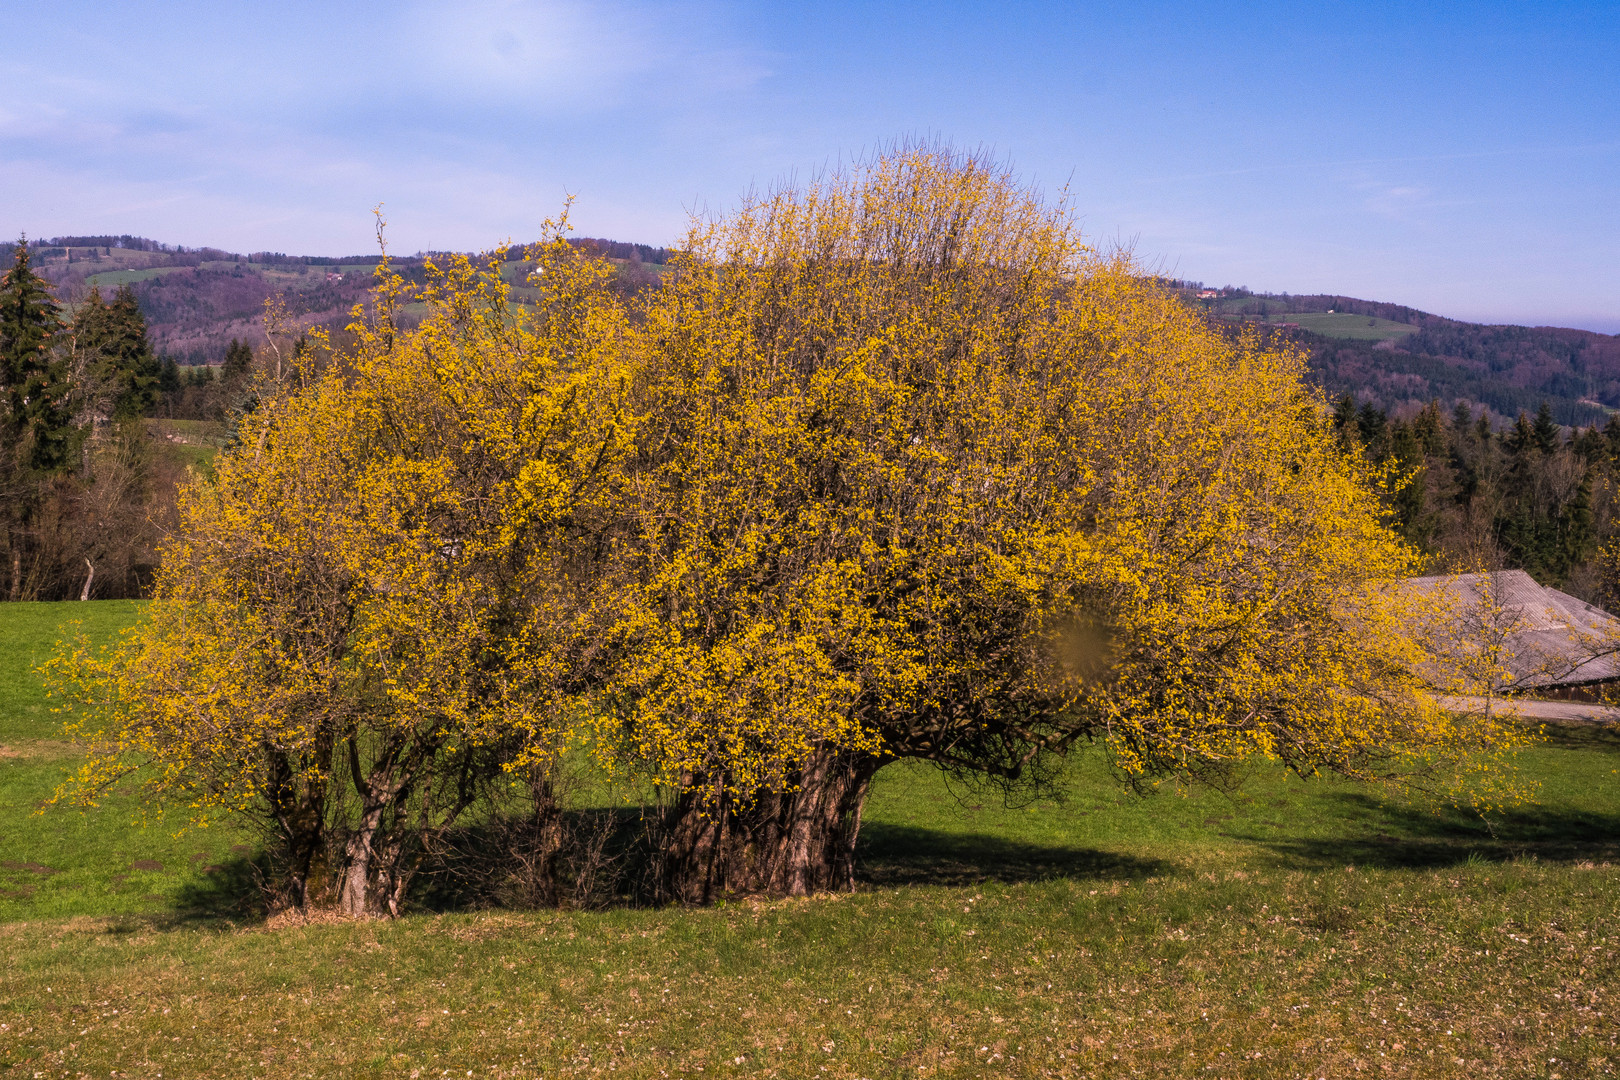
[1282,312,1420,342]
[146,419,229,473]
[82,266,190,288]
[1,603,1616,1078]
[1205,302,1420,344]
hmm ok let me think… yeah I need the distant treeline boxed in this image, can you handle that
[1170,281,1620,432]
[567,237,671,264]
[1302,324,1620,428]
[1335,394,1620,601]
[5,233,674,267]
[40,235,193,252]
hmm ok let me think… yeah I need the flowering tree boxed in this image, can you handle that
[591,145,1529,899]
[53,226,634,916]
[54,149,1530,913]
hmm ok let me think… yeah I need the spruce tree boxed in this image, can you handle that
[1572,424,1605,462]
[1557,468,1596,581]
[0,239,73,471]
[1389,420,1436,551]
[1413,400,1445,455]
[75,284,158,420]
[1355,402,1387,447]
[1603,414,1620,463]
[1332,393,1356,432]
[1506,411,1534,455]
[221,338,254,383]
[106,285,158,418]
[1532,401,1559,454]
[158,356,180,397]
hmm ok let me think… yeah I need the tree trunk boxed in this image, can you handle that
[264,747,329,910]
[338,803,387,918]
[336,735,424,919]
[522,775,566,907]
[661,749,883,904]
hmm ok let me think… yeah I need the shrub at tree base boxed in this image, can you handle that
[48,146,1532,914]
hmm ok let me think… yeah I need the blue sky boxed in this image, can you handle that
[3,1,1615,330]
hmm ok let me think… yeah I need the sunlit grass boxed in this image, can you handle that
[2,602,1616,1078]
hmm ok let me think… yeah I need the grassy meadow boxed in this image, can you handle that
[1,602,1616,1078]
[80,266,190,290]
[1280,313,1419,342]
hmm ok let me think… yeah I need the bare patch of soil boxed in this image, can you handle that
[0,739,75,759]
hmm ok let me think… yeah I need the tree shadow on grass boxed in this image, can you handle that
[169,854,273,922]
[1235,793,1620,871]
[1536,721,1620,754]
[855,822,1164,888]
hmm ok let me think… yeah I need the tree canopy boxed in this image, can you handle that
[53,147,1532,913]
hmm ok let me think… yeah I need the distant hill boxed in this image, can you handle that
[1175,285,1620,428]
[10,238,1614,427]
[6,235,667,366]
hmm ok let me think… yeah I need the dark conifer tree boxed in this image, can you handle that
[0,239,73,471]
[1388,419,1436,551]
[1572,424,1605,462]
[1603,415,1620,462]
[1532,401,1559,454]
[1355,402,1387,447]
[1332,393,1356,431]
[221,338,254,383]
[1557,468,1596,579]
[158,356,181,396]
[0,239,76,600]
[1413,400,1445,455]
[75,284,158,420]
[105,285,158,418]
[1506,411,1535,456]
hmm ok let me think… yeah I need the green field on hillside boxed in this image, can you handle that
[2,602,1616,1078]
[146,419,228,472]
[1284,312,1420,342]
[82,265,190,288]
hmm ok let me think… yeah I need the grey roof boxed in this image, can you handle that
[1404,570,1620,690]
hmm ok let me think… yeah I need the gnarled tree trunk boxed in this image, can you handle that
[661,749,885,903]
[263,743,330,910]
[336,734,423,919]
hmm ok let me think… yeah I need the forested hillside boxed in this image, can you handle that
[2,234,668,367]
[14,238,1612,427]
[1179,285,1620,427]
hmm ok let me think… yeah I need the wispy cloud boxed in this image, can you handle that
[399,0,767,109]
